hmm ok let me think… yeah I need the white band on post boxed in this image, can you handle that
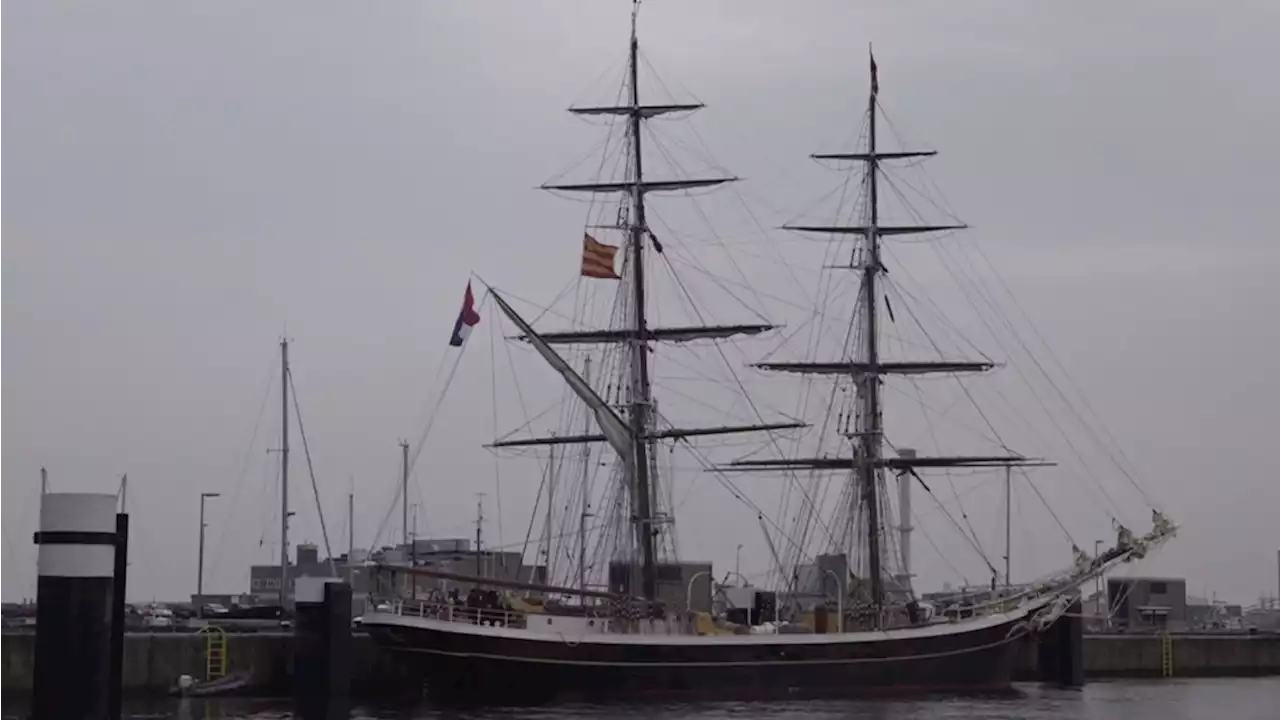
[37,493,118,578]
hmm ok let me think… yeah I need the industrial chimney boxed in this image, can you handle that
[896,448,916,590]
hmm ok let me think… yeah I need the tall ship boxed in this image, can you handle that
[362,2,1174,703]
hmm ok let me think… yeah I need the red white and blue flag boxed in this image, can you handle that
[449,282,481,347]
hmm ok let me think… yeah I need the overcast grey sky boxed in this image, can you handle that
[4,0,1278,605]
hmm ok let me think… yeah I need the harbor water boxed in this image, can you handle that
[5,678,1275,719]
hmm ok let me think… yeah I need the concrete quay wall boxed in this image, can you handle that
[1,631,414,695]
[1084,633,1280,678]
[3,631,1277,695]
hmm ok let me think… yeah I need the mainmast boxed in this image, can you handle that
[624,0,660,602]
[721,51,1055,624]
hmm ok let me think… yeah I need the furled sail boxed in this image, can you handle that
[488,289,634,463]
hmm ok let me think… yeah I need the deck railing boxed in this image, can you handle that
[381,597,529,630]
[373,596,706,636]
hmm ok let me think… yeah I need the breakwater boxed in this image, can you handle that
[3,631,1277,695]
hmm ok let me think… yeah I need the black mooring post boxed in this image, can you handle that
[31,493,118,720]
[1037,597,1086,687]
[108,513,129,720]
[294,582,325,704]
[293,578,353,719]
[324,580,352,697]
[1036,623,1060,683]
[1060,597,1085,686]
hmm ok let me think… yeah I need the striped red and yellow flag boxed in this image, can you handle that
[581,234,621,279]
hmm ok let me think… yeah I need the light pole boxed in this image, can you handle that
[735,544,743,583]
[197,492,221,618]
[825,569,844,633]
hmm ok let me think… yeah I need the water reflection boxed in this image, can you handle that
[3,679,1275,720]
[145,697,352,720]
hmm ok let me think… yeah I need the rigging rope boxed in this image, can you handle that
[872,113,1153,521]
[488,301,505,553]
[368,300,475,551]
[287,367,337,576]
[866,167,1121,531]
[209,352,276,579]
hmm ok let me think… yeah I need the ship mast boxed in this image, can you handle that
[860,51,885,616]
[508,0,805,605]
[624,0,659,602]
[720,51,1061,626]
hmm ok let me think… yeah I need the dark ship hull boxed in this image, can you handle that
[363,605,1042,704]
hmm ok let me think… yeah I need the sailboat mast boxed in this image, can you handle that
[860,51,886,618]
[279,338,290,610]
[626,1,659,601]
[400,440,409,552]
[546,434,556,571]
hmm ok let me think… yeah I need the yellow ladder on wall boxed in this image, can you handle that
[1159,632,1173,678]
[197,626,228,680]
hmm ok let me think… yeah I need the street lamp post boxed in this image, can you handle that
[824,569,844,633]
[197,492,221,618]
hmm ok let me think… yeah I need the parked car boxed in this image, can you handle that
[144,608,175,628]
[201,603,230,617]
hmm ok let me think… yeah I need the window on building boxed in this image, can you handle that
[1149,581,1168,594]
